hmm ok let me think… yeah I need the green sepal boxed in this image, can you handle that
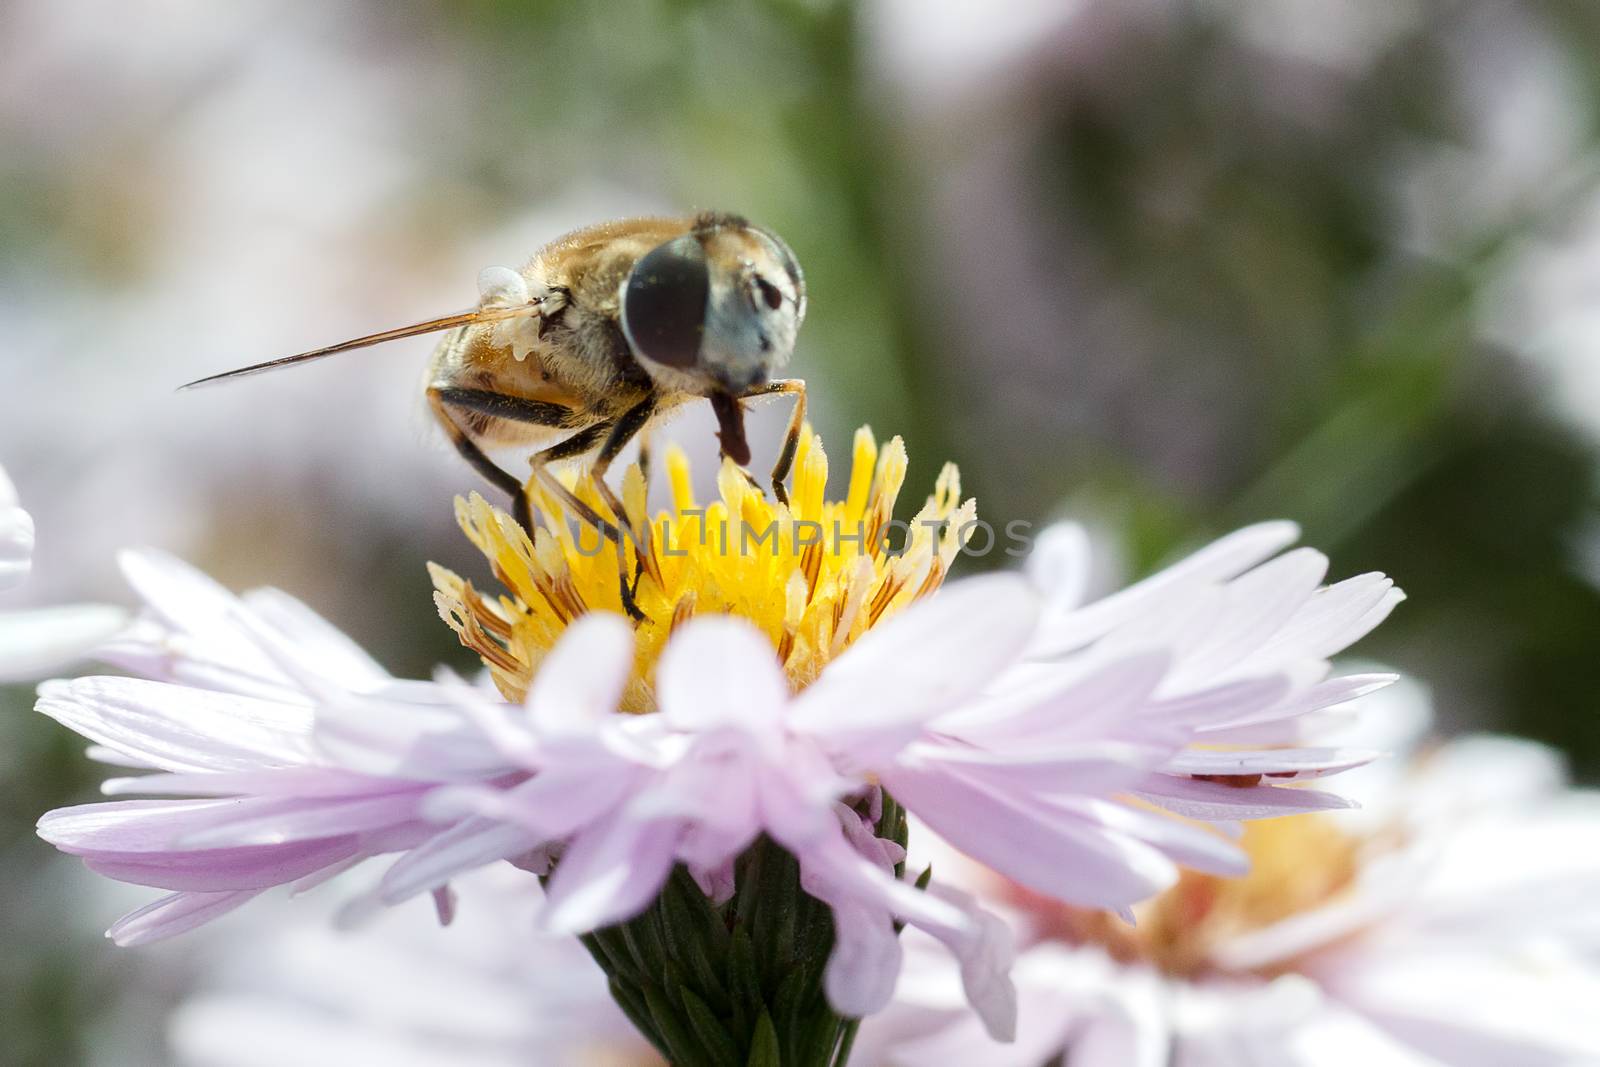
[746,1010,782,1067]
[574,791,915,1066]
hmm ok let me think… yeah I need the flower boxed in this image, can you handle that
[408,432,1399,1036]
[35,549,512,945]
[38,427,1400,1050]
[168,867,659,1067]
[860,681,1600,1066]
[0,459,125,681]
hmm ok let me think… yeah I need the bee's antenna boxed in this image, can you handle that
[178,306,536,390]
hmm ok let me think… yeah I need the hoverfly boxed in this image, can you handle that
[186,212,808,619]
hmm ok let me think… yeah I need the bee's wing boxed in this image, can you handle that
[179,305,538,389]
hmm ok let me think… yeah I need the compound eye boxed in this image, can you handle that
[622,235,709,369]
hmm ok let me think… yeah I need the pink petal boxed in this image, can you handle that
[175,793,425,848]
[379,817,544,902]
[884,766,1178,909]
[107,889,261,946]
[538,813,681,934]
[84,836,358,891]
[1135,773,1355,820]
[1144,673,1296,731]
[1056,797,1247,876]
[525,612,638,731]
[656,616,789,732]
[823,897,903,1018]
[41,798,293,852]
[791,574,1039,737]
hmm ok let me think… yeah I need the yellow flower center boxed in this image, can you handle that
[1033,815,1367,978]
[430,426,975,710]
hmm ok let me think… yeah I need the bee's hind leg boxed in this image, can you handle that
[430,386,613,538]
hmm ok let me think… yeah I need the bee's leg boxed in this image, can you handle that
[737,378,807,507]
[637,428,654,487]
[526,423,620,544]
[430,386,613,537]
[429,387,544,532]
[589,397,660,621]
[629,429,656,596]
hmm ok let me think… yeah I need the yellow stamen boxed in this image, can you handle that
[430,425,975,709]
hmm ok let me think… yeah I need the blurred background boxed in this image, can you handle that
[4,0,1600,1061]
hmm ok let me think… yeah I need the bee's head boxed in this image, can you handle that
[620,214,806,398]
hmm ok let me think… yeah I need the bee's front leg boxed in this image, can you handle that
[737,378,807,507]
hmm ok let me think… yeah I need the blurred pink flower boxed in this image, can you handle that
[861,692,1600,1066]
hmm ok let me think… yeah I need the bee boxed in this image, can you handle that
[185,212,809,620]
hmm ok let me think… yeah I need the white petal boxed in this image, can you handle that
[0,501,33,588]
[119,548,249,639]
[1024,522,1093,611]
[525,612,637,731]
[37,676,314,772]
[791,573,1038,737]
[1030,522,1300,655]
[241,586,391,689]
[1249,573,1402,665]
[899,740,1155,795]
[1168,548,1327,685]
[1194,672,1395,737]
[914,884,1019,1042]
[1060,797,1248,876]
[938,649,1173,747]
[655,615,789,732]
[0,604,126,682]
